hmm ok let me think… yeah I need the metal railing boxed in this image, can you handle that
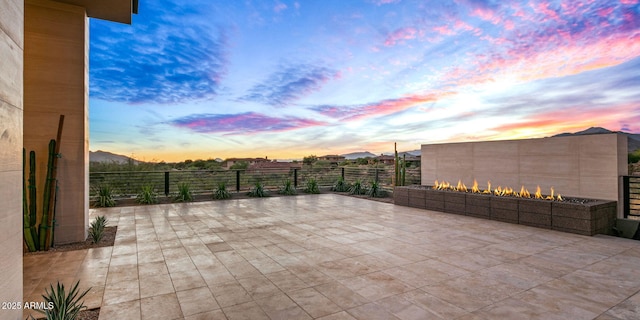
[623,175,640,219]
[89,166,421,199]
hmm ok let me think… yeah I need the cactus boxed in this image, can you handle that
[393,143,407,187]
[23,149,37,251]
[39,139,56,250]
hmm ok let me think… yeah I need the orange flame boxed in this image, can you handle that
[472,179,480,193]
[545,187,555,200]
[432,179,562,201]
[456,180,468,192]
[534,186,543,199]
[483,181,492,194]
[518,186,531,198]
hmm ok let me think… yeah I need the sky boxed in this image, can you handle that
[89,0,640,162]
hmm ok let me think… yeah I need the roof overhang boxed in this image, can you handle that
[53,0,138,24]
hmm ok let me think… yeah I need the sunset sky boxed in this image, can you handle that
[89,0,640,162]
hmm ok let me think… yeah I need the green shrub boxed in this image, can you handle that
[136,185,158,204]
[88,216,107,244]
[349,179,367,195]
[32,280,90,320]
[367,180,385,198]
[93,184,116,208]
[248,181,268,197]
[630,149,640,164]
[279,179,297,195]
[331,176,350,192]
[174,182,193,202]
[213,181,232,200]
[304,178,320,194]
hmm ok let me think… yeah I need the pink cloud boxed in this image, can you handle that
[171,112,326,135]
[274,2,287,13]
[314,91,455,121]
[484,103,640,140]
[621,0,638,4]
[384,27,418,46]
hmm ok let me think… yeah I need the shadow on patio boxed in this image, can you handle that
[24,194,640,319]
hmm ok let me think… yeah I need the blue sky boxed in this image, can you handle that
[89,0,640,162]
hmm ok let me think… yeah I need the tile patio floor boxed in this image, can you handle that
[24,194,640,320]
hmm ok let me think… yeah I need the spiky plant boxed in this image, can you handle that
[331,176,350,192]
[33,280,90,320]
[136,185,158,204]
[213,181,232,200]
[174,182,193,202]
[93,184,116,208]
[279,179,297,195]
[88,216,107,244]
[248,181,268,197]
[304,178,320,194]
[367,180,385,198]
[349,179,367,195]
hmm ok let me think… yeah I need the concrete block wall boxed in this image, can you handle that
[422,134,628,217]
[24,0,89,244]
[0,0,24,317]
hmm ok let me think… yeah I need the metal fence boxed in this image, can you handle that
[623,175,640,219]
[89,166,421,199]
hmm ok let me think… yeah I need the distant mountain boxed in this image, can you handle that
[382,149,421,157]
[552,127,640,152]
[90,150,140,164]
[341,151,377,159]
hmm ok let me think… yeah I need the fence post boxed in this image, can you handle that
[341,167,345,180]
[623,175,630,218]
[294,168,298,188]
[236,170,241,192]
[375,168,379,183]
[164,171,170,196]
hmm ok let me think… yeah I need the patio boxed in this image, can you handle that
[24,194,640,320]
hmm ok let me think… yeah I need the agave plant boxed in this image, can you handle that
[93,184,116,208]
[88,216,108,244]
[331,176,350,192]
[248,181,269,197]
[174,182,193,202]
[278,179,297,195]
[304,178,320,194]
[33,280,90,320]
[213,181,232,200]
[136,185,158,204]
[367,180,385,198]
[349,179,367,195]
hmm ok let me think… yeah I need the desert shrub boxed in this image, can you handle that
[213,181,232,200]
[367,180,385,198]
[279,179,297,195]
[32,280,90,320]
[136,185,158,204]
[331,176,350,192]
[349,179,367,195]
[304,178,320,194]
[248,181,268,197]
[88,216,108,243]
[630,149,640,164]
[93,184,116,207]
[174,182,193,202]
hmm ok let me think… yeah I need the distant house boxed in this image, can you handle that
[317,155,346,165]
[247,161,302,173]
[223,157,270,169]
[374,154,421,166]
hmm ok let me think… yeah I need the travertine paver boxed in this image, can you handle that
[24,194,640,319]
